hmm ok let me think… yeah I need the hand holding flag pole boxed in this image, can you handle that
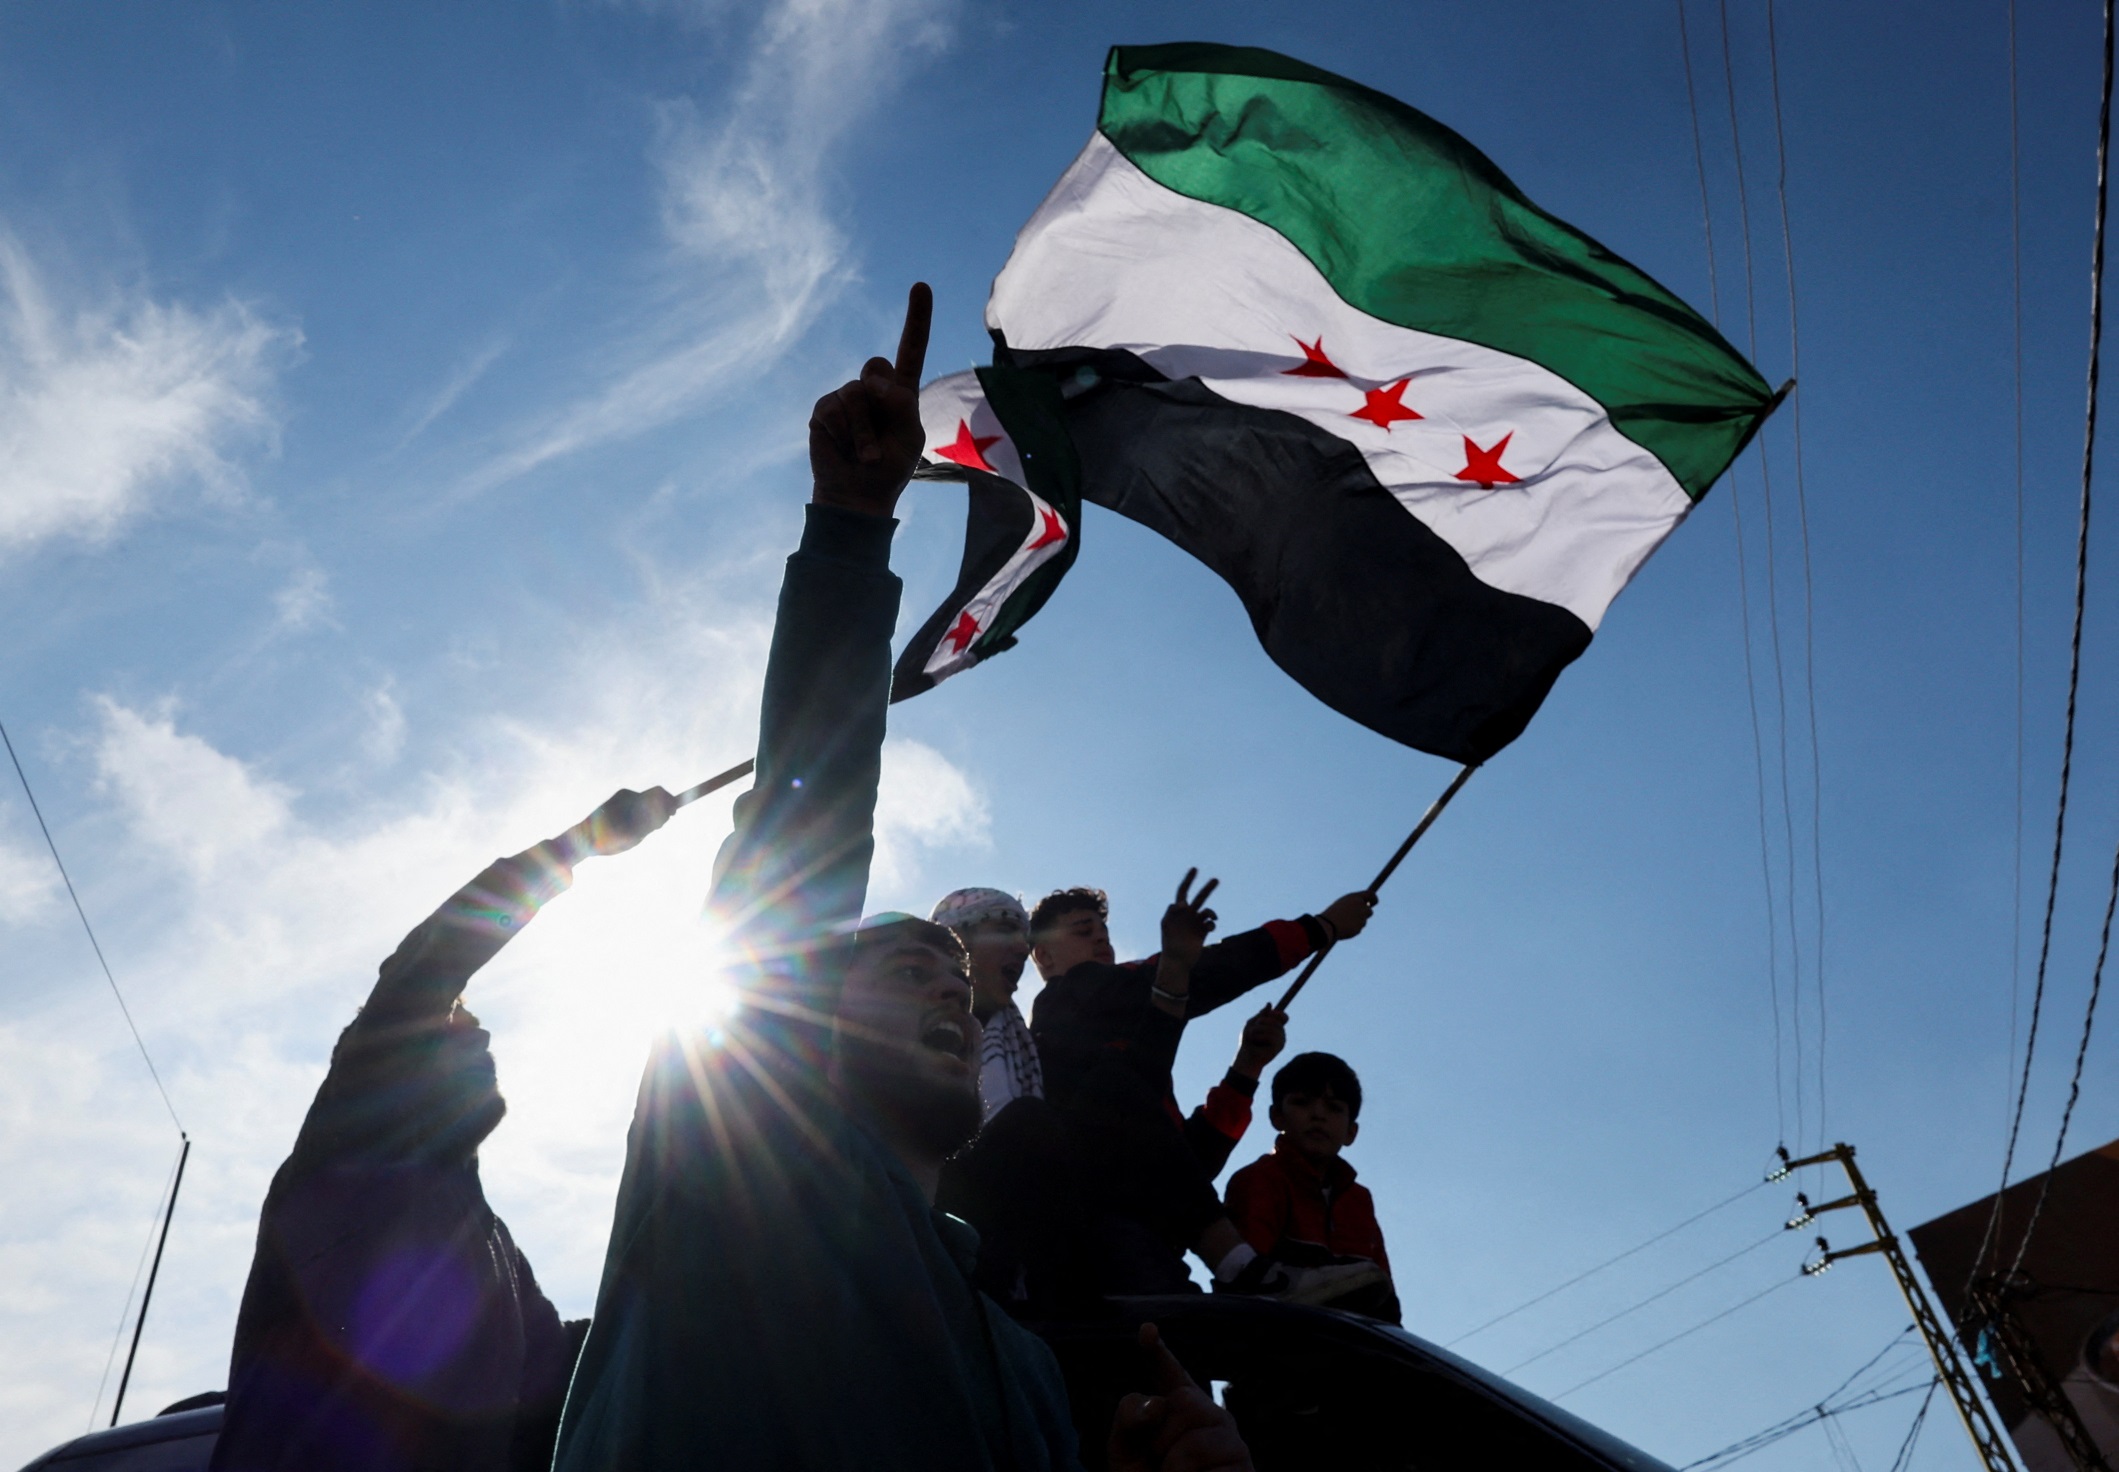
[674,759,757,809]
[1276,762,1479,1011]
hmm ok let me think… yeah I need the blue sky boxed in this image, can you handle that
[2,1,2114,1466]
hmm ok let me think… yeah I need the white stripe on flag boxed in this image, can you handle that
[986,133,1693,630]
[917,371,1071,684]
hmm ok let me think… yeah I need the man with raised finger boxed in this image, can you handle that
[551,287,1249,1472]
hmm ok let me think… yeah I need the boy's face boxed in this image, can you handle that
[1271,1087,1359,1166]
[1031,906,1115,979]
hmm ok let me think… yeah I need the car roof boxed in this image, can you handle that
[1037,1295,1675,1472]
[15,1405,222,1471]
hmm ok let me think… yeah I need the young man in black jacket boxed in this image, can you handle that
[211,786,679,1472]
[1028,877,1388,1304]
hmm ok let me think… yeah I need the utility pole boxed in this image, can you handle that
[1776,1143,2019,1472]
[1963,1274,2114,1472]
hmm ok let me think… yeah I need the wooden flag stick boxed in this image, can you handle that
[674,758,756,808]
[1275,761,1479,1011]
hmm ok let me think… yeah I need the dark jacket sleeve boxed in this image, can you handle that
[1182,1070,1257,1179]
[708,504,902,973]
[1182,916,1323,1017]
[360,850,574,1022]
[554,507,910,1472]
[288,850,572,1168]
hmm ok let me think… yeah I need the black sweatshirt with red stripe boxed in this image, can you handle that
[1031,916,1325,1123]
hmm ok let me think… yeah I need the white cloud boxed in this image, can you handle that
[0,828,59,926]
[0,563,993,1462]
[90,699,296,884]
[270,565,333,632]
[471,0,955,489]
[873,736,990,895]
[398,335,509,448]
[0,237,296,553]
[361,682,407,765]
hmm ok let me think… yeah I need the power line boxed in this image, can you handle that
[1885,1379,1942,1472]
[87,1145,182,1431]
[1447,1177,1768,1347]
[1762,0,1830,1151]
[2009,0,2119,1287]
[1710,0,1805,1154]
[2,721,183,1134]
[1976,0,2117,1292]
[1725,0,1810,1158]
[1679,1379,1936,1472]
[2005,0,2030,1161]
[2012,826,2119,1278]
[1551,1271,1799,1401]
[1677,0,1726,327]
[1503,1227,1787,1376]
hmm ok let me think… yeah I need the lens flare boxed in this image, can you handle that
[633,912,739,1040]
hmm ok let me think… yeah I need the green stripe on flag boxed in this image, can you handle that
[1099,43,1774,499]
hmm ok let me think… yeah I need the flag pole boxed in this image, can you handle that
[1275,761,1479,1011]
[673,759,756,808]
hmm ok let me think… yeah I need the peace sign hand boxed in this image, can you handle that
[809,282,933,518]
[1160,867,1220,970]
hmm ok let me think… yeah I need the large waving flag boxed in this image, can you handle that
[897,43,1778,762]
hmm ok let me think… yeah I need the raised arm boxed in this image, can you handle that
[363,786,679,1022]
[1184,890,1377,1018]
[1182,1005,1286,1178]
[706,283,930,967]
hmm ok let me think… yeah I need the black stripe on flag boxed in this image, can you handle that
[995,346,1592,763]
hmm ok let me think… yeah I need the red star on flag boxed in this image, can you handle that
[1283,336,1348,378]
[944,610,981,654]
[933,419,1002,473]
[1350,378,1421,430]
[1028,508,1068,550]
[1456,432,1520,489]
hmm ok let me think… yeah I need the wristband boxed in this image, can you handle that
[1150,982,1188,1006]
[1298,912,1335,949]
[1221,1068,1260,1098]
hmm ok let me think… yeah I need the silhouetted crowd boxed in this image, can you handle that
[207,288,1400,1472]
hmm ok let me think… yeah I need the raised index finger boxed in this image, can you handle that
[1137,1323,1198,1397]
[894,281,933,383]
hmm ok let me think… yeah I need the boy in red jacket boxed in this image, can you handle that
[1224,1052,1398,1322]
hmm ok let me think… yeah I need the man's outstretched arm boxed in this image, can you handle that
[1183,890,1378,1018]
[361,786,679,1022]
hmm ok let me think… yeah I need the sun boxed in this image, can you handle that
[630,911,740,1039]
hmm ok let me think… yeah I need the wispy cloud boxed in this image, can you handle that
[0,237,297,553]
[0,560,990,1461]
[361,682,407,766]
[270,565,334,632]
[0,826,59,927]
[470,0,955,490]
[397,336,510,449]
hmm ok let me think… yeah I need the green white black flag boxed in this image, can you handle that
[900,43,1777,760]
